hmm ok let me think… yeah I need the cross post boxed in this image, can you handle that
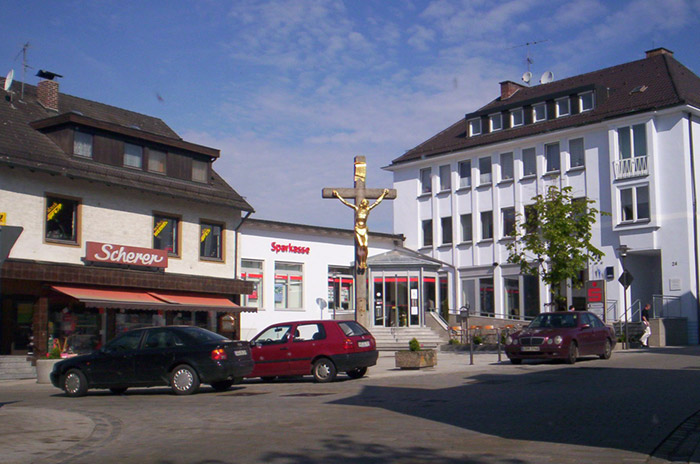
[322,156,396,327]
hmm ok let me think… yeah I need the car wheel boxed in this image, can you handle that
[63,369,88,397]
[109,387,128,395]
[312,358,337,383]
[346,367,367,379]
[566,342,579,364]
[210,380,233,392]
[170,364,200,395]
[599,339,612,360]
[510,358,522,365]
[261,376,277,383]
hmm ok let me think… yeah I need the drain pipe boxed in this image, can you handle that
[233,211,253,279]
[687,112,700,343]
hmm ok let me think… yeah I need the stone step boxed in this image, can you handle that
[0,356,37,381]
[369,327,443,351]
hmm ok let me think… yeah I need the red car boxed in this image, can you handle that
[505,311,616,365]
[247,320,378,382]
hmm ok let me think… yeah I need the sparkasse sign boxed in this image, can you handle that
[85,241,168,268]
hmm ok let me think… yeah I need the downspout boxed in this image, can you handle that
[233,211,253,280]
[687,112,700,342]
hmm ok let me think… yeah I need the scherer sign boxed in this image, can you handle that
[85,241,168,269]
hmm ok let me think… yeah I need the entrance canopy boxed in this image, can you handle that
[51,286,256,312]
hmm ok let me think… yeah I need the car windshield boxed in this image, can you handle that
[253,325,292,344]
[176,327,230,344]
[528,313,578,329]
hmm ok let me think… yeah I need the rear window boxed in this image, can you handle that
[175,327,230,345]
[338,321,368,337]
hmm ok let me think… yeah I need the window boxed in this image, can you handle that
[460,213,472,242]
[293,323,326,342]
[479,157,492,185]
[569,138,585,168]
[481,211,493,240]
[579,91,594,112]
[422,219,433,247]
[420,168,432,194]
[500,152,514,180]
[73,131,92,158]
[545,142,561,173]
[555,97,570,117]
[504,277,520,318]
[618,124,647,159]
[254,324,292,345]
[502,207,516,237]
[241,259,263,309]
[275,262,303,309]
[148,149,167,174]
[439,165,451,191]
[533,103,547,122]
[522,148,536,177]
[153,214,179,255]
[45,196,79,243]
[192,159,209,183]
[328,266,353,312]
[124,143,143,169]
[468,118,481,136]
[458,160,471,189]
[620,185,650,222]
[510,108,523,127]
[480,277,494,316]
[441,216,452,245]
[489,113,502,132]
[524,204,539,234]
[200,222,223,260]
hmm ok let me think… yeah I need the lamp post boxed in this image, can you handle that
[617,245,630,349]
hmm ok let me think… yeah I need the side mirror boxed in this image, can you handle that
[581,324,591,330]
[249,341,258,348]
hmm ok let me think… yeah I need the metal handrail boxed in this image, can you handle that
[652,294,682,318]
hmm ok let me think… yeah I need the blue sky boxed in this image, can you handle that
[2,0,700,233]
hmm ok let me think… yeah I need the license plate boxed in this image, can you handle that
[521,346,540,352]
[358,341,370,348]
[234,350,247,357]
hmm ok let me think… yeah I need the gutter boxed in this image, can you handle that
[688,112,700,342]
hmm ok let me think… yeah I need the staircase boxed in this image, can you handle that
[0,356,37,381]
[369,326,444,351]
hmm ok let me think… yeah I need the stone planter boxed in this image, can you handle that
[395,349,437,369]
[36,359,60,384]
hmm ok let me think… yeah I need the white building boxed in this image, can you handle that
[386,48,700,344]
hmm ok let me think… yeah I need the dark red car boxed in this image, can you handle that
[247,320,378,382]
[505,311,615,365]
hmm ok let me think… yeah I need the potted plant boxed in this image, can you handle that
[395,338,437,369]
[36,346,62,384]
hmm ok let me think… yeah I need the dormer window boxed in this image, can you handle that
[579,91,595,112]
[533,103,547,123]
[73,131,93,158]
[555,97,570,117]
[510,108,523,127]
[124,143,143,169]
[192,159,209,183]
[148,149,167,174]
[468,118,482,136]
[489,113,502,132]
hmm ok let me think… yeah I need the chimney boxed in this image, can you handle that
[499,80,525,100]
[37,79,59,112]
[645,47,674,59]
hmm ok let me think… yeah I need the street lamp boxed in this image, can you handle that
[617,244,630,349]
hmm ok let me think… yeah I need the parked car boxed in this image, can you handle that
[505,311,615,365]
[50,326,254,397]
[247,320,378,383]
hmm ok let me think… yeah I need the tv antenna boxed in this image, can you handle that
[13,42,31,101]
[509,39,549,75]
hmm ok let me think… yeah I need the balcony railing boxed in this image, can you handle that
[613,156,648,180]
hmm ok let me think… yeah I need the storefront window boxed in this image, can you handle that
[241,259,263,309]
[504,276,520,318]
[45,196,79,243]
[275,262,303,309]
[439,275,449,320]
[200,222,223,260]
[523,274,540,319]
[480,277,494,316]
[153,214,179,255]
[48,306,100,355]
[328,266,354,313]
[115,310,165,334]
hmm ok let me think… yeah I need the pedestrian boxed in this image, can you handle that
[640,304,651,347]
[568,305,576,311]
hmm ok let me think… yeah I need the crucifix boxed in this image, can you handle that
[322,156,397,327]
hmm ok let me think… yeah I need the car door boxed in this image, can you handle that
[287,323,327,375]
[131,329,179,385]
[589,313,609,352]
[250,324,293,377]
[577,313,596,355]
[89,330,142,385]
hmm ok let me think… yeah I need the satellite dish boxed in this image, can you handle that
[522,71,532,84]
[540,71,554,84]
[4,69,14,92]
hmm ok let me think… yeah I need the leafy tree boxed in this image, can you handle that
[506,185,607,309]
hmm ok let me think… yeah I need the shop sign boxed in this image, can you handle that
[0,212,6,225]
[85,241,168,268]
[586,279,606,320]
[270,241,310,255]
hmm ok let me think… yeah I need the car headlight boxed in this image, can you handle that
[554,335,563,345]
[505,336,513,345]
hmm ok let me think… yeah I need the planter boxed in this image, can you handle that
[36,359,60,384]
[395,349,437,369]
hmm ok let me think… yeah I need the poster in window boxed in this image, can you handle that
[274,283,284,303]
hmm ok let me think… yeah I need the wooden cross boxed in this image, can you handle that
[322,156,396,327]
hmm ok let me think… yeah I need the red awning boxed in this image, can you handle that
[51,286,256,313]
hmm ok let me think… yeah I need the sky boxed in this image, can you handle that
[2,0,700,233]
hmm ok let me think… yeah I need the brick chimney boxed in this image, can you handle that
[499,80,525,100]
[37,79,59,112]
[645,47,674,59]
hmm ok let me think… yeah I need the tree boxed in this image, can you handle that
[506,185,607,309]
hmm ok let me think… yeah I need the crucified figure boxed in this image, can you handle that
[333,188,390,271]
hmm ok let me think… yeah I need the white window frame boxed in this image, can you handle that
[441,216,453,245]
[555,97,570,117]
[502,207,516,238]
[73,131,93,158]
[458,160,471,189]
[579,91,595,112]
[422,219,433,247]
[619,184,650,223]
[148,149,167,174]
[460,213,472,243]
[439,165,451,192]
[533,103,547,123]
[420,168,432,195]
[479,157,492,185]
[522,147,537,177]
[569,138,585,169]
[124,143,143,169]
[617,123,647,160]
[489,113,502,132]
[468,118,482,136]
[545,142,561,173]
[241,259,264,309]
[274,262,304,310]
[192,159,209,183]
[510,108,523,127]
[500,152,514,181]
[481,211,493,241]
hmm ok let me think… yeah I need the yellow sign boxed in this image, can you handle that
[153,220,168,237]
[200,228,211,242]
[0,212,5,225]
[47,202,63,221]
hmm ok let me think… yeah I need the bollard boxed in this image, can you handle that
[497,327,502,363]
[469,327,474,365]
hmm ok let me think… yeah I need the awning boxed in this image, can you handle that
[51,286,257,313]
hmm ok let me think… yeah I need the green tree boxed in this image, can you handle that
[506,185,607,309]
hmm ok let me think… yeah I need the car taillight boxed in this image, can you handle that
[211,348,228,361]
[343,338,353,350]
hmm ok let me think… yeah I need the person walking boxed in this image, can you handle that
[640,304,652,347]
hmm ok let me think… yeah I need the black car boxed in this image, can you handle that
[50,326,254,397]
